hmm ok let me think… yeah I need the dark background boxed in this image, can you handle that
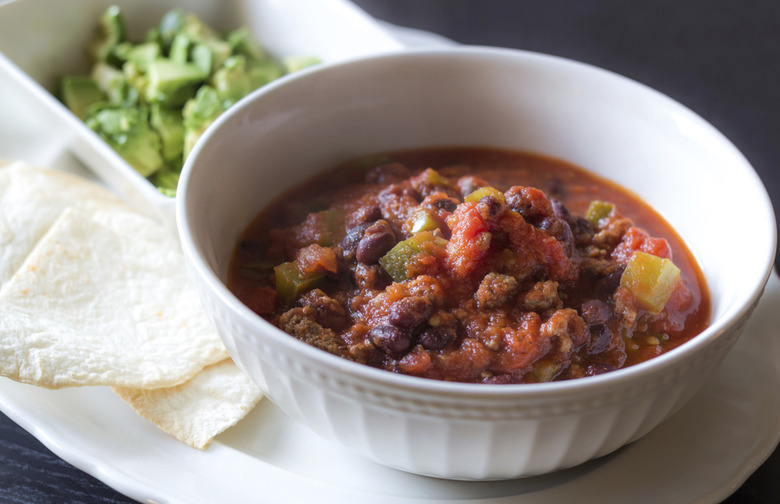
[1,1,778,502]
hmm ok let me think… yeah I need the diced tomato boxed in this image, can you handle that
[444,202,491,279]
[612,226,673,264]
[640,236,673,259]
[658,282,695,332]
[296,243,338,275]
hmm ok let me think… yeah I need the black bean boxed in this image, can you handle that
[538,216,559,234]
[476,195,504,221]
[388,296,434,331]
[356,220,396,264]
[341,222,371,257]
[419,325,456,350]
[538,216,574,256]
[505,186,554,223]
[559,222,575,255]
[594,267,625,299]
[433,197,458,212]
[549,198,571,221]
[570,216,594,240]
[587,324,613,354]
[369,325,412,356]
[580,299,612,326]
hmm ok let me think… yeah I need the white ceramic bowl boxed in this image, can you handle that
[177,47,777,480]
[0,0,402,227]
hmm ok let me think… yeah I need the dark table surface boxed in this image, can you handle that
[1,1,778,502]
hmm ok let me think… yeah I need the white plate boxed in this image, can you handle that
[0,273,777,504]
[1,13,778,504]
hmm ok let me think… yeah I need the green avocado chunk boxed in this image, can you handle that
[60,76,105,120]
[86,107,164,177]
[145,59,207,106]
[61,6,320,196]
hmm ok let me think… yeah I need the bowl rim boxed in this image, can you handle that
[177,45,778,400]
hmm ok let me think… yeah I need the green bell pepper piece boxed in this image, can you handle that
[585,200,614,227]
[408,209,440,234]
[620,251,680,314]
[273,261,324,305]
[379,231,447,283]
[464,186,506,204]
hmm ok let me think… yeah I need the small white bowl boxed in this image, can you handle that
[0,0,402,227]
[177,47,776,480]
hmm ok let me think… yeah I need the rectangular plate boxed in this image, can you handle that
[0,0,403,226]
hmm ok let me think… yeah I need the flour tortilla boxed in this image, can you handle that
[0,161,128,287]
[113,358,263,449]
[0,162,262,446]
[0,205,229,388]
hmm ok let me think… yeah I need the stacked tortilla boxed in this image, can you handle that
[0,161,261,448]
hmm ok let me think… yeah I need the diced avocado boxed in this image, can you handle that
[159,10,230,73]
[191,43,214,76]
[227,27,267,61]
[148,168,180,197]
[60,76,105,120]
[196,37,232,74]
[150,104,184,162]
[247,59,284,88]
[157,8,186,49]
[182,85,224,158]
[120,61,144,106]
[126,42,161,73]
[212,55,252,107]
[63,5,320,196]
[145,59,206,105]
[144,26,162,46]
[91,61,125,104]
[85,107,164,177]
[168,33,191,64]
[282,55,320,73]
[88,5,126,63]
[110,41,133,64]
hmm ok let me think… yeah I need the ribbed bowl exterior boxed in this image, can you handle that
[193,261,755,479]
